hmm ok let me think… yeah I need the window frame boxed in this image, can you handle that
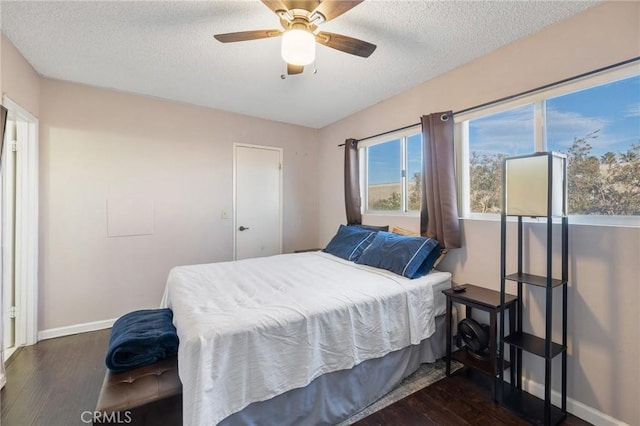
[455,62,640,227]
[359,126,422,216]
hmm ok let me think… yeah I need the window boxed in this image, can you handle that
[366,138,402,211]
[468,104,534,213]
[546,77,640,216]
[361,131,423,214]
[459,63,640,225]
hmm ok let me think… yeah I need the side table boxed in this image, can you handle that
[443,284,517,401]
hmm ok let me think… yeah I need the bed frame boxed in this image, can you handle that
[94,315,449,426]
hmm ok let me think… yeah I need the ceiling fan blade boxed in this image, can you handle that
[287,64,304,75]
[214,29,282,43]
[261,0,290,13]
[310,1,363,23]
[315,31,376,58]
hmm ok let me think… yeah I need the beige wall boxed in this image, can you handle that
[1,35,40,116]
[1,33,321,332]
[38,79,319,330]
[318,2,639,424]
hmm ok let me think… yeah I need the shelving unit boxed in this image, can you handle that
[498,152,568,426]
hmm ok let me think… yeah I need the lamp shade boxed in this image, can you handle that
[281,29,315,66]
[504,152,567,217]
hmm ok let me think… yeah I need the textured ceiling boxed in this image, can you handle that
[1,1,600,128]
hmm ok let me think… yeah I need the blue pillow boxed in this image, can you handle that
[356,231,441,279]
[324,225,376,261]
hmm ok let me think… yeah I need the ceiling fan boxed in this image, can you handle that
[214,0,376,75]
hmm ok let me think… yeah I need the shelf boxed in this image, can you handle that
[443,284,517,308]
[504,332,565,359]
[504,273,565,288]
[451,348,510,377]
[499,384,566,426]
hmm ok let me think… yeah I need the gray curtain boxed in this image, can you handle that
[344,138,362,225]
[420,112,461,249]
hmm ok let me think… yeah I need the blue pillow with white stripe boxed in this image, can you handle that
[356,231,441,279]
[323,225,376,262]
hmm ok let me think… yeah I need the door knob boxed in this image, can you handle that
[238,226,250,231]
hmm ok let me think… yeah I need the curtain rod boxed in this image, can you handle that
[338,56,640,147]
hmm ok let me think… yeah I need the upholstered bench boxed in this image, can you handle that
[93,356,182,425]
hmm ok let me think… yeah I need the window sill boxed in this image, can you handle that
[364,211,421,217]
[460,214,640,228]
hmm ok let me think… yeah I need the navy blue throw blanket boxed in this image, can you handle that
[106,308,179,373]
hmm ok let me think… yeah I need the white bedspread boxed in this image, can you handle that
[161,251,451,426]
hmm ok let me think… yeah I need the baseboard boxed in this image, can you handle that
[3,346,20,364]
[37,318,116,341]
[521,377,629,426]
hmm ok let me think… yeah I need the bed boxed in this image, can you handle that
[161,248,451,426]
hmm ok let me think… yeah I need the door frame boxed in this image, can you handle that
[1,117,15,355]
[2,96,38,353]
[232,143,283,260]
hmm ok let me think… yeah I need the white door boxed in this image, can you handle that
[234,144,282,260]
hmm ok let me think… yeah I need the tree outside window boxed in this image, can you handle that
[466,73,639,218]
[547,76,640,216]
[468,105,534,213]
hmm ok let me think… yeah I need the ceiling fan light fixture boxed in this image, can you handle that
[281,29,315,66]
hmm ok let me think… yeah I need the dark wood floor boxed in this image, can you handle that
[354,368,591,426]
[1,329,110,426]
[2,330,591,426]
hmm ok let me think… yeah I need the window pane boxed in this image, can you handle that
[468,104,535,213]
[406,134,423,211]
[367,139,401,211]
[547,75,640,216]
